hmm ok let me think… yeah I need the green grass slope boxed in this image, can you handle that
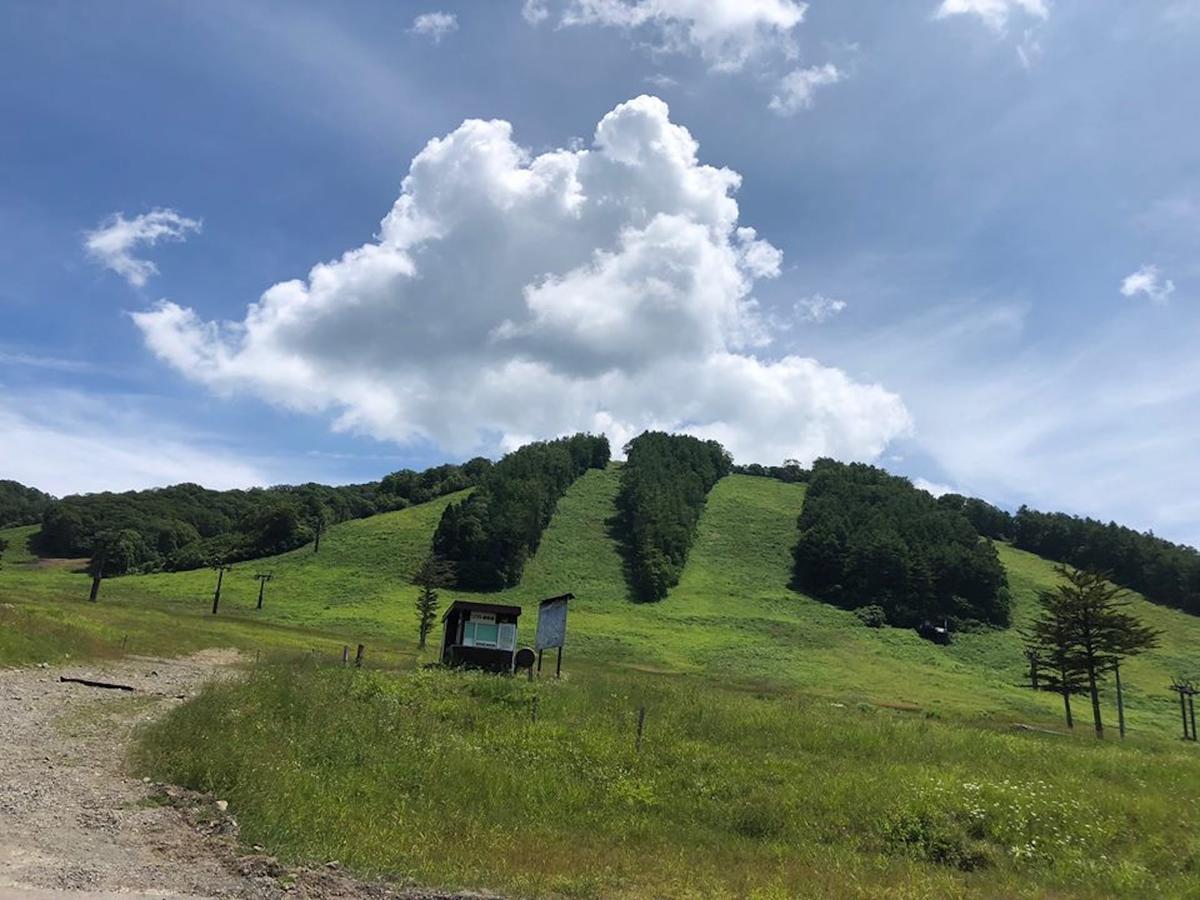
[5,469,1200,739]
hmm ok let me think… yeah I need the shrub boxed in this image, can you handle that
[854,605,887,628]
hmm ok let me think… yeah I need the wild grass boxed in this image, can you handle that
[135,662,1200,898]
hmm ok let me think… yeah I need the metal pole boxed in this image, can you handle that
[556,647,562,679]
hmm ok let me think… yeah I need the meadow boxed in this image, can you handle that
[136,662,1200,898]
[5,468,1200,895]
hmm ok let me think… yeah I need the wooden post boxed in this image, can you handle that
[354,643,365,668]
[342,645,349,666]
[88,547,107,603]
[1173,682,1190,740]
[211,564,232,615]
[556,646,562,679]
[537,649,544,675]
[255,572,272,610]
[636,705,646,752]
[1114,660,1126,739]
[1189,690,1198,743]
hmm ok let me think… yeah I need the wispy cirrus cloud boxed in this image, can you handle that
[0,389,269,496]
[84,208,200,287]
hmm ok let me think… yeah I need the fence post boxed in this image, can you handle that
[635,705,646,752]
[342,645,349,666]
[355,644,365,668]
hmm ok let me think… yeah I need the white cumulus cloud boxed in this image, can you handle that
[410,11,458,42]
[935,0,1048,31]
[84,208,201,287]
[1120,264,1176,304]
[133,96,910,466]
[769,64,844,115]
[533,0,807,71]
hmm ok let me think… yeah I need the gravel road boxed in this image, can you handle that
[0,652,493,900]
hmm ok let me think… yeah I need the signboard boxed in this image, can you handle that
[535,597,569,650]
[469,611,497,624]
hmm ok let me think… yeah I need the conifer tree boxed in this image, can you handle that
[414,555,455,649]
[1028,566,1160,737]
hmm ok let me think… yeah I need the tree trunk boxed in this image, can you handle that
[1086,662,1103,738]
[89,573,102,603]
[1114,661,1126,739]
[1060,666,1073,729]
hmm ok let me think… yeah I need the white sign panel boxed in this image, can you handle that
[535,599,568,650]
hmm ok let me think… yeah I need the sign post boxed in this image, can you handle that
[534,593,574,679]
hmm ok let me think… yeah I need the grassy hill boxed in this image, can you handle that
[5,466,1199,738]
[6,467,1200,896]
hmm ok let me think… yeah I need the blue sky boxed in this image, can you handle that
[2,0,1198,545]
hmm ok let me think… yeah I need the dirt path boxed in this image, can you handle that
[0,653,489,900]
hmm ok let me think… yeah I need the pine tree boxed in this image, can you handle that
[414,555,455,649]
[1029,566,1160,737]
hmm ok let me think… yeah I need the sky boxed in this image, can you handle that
[1,0,1198,545]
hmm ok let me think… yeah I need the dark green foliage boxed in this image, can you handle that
[615,431,732,602]
[433,434,610,591]
[1013,507,1200,616]
[935,493,1013,540]
[0,480,54,528]
[35,460,487,576]
[792,460,1010,628]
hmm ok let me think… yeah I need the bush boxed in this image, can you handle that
[854,605,887,628]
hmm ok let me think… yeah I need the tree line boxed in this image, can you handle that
[0,479,54,528]
[433,434,610,591]
[615,431,732,602]
[36,460,490,576]
[934,494,1200,617]
[792,460,1011,628]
